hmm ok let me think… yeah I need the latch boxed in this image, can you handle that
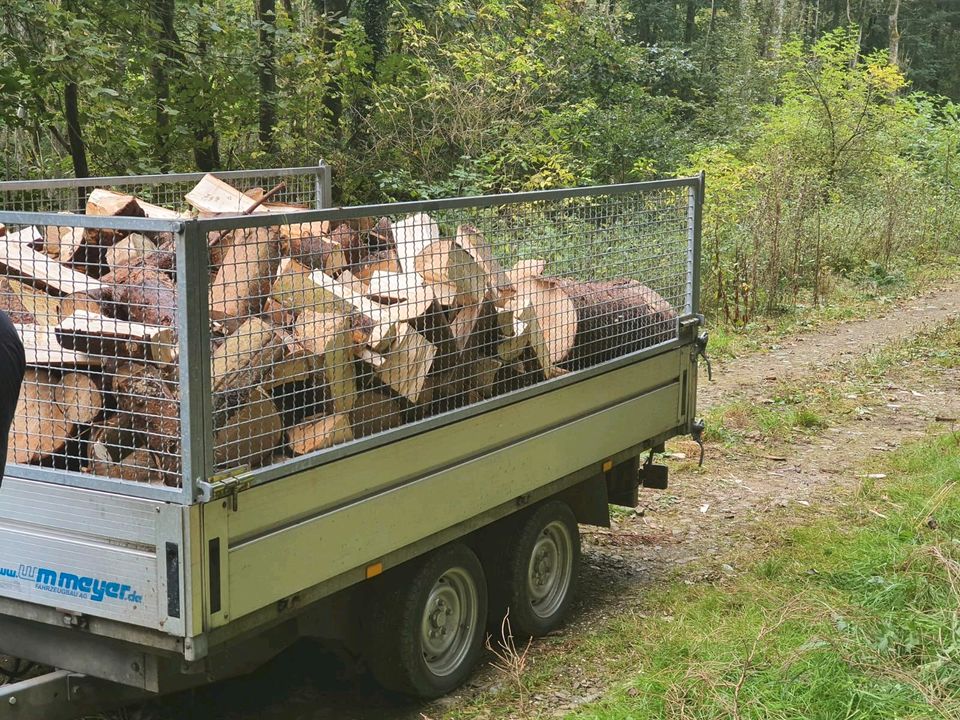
[695,331,712,381]
[197,466,253,510]
[691,419,706,467]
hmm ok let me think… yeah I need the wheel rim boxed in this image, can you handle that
[527,519,574,619]
[420,566,479,677]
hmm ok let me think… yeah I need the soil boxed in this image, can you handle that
[32,283,960,719]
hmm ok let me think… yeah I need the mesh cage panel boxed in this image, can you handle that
[207,187,691,474]
[0,170,321,214]
[0,221,181,485]
[0,169,695,493]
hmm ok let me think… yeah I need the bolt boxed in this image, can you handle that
[8,696,17,705]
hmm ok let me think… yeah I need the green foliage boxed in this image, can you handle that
[684,30,960,324]
[2,0,960,331]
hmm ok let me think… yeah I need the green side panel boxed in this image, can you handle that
[216,350,683,621]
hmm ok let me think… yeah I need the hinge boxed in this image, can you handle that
[197,466,252,510]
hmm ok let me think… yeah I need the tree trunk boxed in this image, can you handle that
[258,0,278,154]
[151,0,176,171]
[684,0,696,44]
[193,6,221,171]
[63,81,88,179]
[888,0,902,67]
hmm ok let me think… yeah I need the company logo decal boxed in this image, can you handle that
[15,564,142,604]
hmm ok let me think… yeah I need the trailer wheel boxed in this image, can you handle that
[497,501,580,637]
[364,543,487,698]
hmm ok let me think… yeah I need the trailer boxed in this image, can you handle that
[0,166,705,718]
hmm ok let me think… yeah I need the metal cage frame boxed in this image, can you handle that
[0,166,703,506]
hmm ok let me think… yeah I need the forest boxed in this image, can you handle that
[2,0,959,323]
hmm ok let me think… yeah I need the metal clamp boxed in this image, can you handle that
[695,332,712,381]
[691,419,706,467]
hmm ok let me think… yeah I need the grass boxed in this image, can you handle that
[565,433,960,720]
[449,431,960,720]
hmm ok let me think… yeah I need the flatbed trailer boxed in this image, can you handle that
[0,167,705,718]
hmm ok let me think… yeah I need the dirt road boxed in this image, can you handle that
[113,283,960,719]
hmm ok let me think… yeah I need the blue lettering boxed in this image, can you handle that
[20,565,139,605]
[0,568,16,578]
[58,573,81,591]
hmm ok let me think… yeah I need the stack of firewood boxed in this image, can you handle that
[0,174,676,486]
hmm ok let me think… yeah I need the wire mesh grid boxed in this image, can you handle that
[0,169,322,214]
[206,186,693,475]
[0,220,181,486]
[0,169,696,494]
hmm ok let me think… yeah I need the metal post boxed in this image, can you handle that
[315,160,333,209]
[176,221,214,504]
[685,184,697,317]
[692,171,705,318]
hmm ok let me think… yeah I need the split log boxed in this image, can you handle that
[113,362,179,469]
[262,337,322,391]
[58,288,113,323]
[38,223,83,261]
[286,412,353,456]
[393,213,439,277]
[8,369,73,464]
[186,173,267,215]
[0,233,103,296]
[86,189,144,219]
[376,323,436,404]
[4,280,59,325]
[135,198,188,220]
[351,248,402,282]
[330,223,365,266]
[105,234,158,272]
[503,271,578,378]
[0,281,35,324]
[214,386,282,468]
[272,258,431,347]
[293,309,357,414]
[413,240,459,305]
[56,310,168,358]
[350,389,404,438]
[54,371,103,425]
[366,271,434,308]
[74,189,147,264]
[17,324,103,367]
[283,222,346,274]
[454,225,514,303]
[211,316,282,392]
[209,226,280,331]
[88,446,164,484]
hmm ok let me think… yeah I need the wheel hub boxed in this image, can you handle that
[526,520,574,618]
[420,568,478,676]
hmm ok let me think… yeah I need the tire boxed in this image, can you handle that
[493,500,580,638]
[363,543,488,698]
